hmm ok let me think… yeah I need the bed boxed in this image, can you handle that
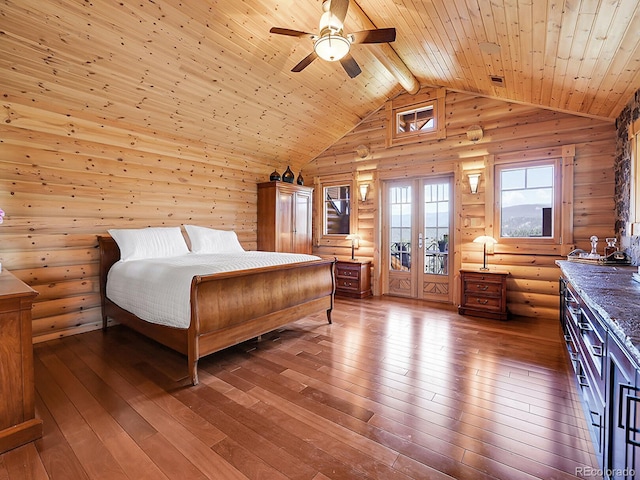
[98,227,335,385]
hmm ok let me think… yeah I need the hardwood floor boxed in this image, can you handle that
[0,296,600,480]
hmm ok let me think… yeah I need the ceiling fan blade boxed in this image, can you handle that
[350,28,396,44]
[292,51,318,72]
[270,27,314,38]
[329,0,349,24]
[340,54,361,78]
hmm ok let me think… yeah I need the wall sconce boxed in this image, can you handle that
[468,173,480,194]
[473,235,498,270]
[359,183,370,202]
[346,234,360,260]
[466,125,484,143]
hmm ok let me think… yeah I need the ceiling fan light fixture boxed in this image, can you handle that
[314,34,350,62]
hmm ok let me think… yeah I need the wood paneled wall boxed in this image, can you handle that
[0,87,617,342]
[304,88,617,319]
[0,103,288,343]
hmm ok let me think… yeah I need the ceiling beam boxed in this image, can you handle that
[349,1,420,95]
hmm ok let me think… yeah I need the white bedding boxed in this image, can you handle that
[106,251,321,329]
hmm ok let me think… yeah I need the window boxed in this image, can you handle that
[323,184,351,236]
[488,146,574,253]
[386,87,446,147]
[499,164,554,238]
[396,104,435,135]
[494,157,562,245]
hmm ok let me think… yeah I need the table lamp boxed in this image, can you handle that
[473,235,498,270]
[346,234,360,260]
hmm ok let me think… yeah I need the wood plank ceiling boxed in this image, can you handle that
[1,0,639,168]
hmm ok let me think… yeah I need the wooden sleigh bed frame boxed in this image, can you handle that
[98,236,335,385]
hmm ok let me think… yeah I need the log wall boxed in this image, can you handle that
[305,89,617,319]
[0,87,618,341]
[0,103,282,342]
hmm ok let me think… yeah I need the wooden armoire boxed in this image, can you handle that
[257,181,313,254]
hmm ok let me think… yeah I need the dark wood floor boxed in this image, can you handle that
[0,296,600,480]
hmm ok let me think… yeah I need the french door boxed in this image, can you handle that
[384,176,453,303]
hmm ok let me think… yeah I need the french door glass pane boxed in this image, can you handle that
[424,182,449,275]
[390,185,411,271]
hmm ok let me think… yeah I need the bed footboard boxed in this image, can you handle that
[188,259,335,384]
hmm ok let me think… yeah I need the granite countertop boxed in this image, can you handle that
[556,260,640,364]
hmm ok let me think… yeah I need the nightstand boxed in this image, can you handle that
[335,260,372,298]
[458,269,509,320]
[0,269,42,453]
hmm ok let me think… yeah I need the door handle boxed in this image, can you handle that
[418,233,423,249]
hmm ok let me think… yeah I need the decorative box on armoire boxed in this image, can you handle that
[0,269,42,454]
[257,181,313,254]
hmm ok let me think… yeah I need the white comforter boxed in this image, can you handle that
[106,251,321,329]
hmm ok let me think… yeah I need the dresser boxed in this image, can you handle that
[335,260,371,298]
[458,269,509,321]
[257,181,313,254]
[0,269,42,454]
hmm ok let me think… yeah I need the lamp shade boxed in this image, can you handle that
[359,184,369,202]
[468,173,480,194]
[473,235,497,246]
[314,34,350,61]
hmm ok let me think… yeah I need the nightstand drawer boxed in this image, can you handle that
[464,280,502,295]
[464,294,502,310]
[336,264,361,279]
[337,277,360,291]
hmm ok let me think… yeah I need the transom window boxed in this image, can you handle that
[396,104,435,134]
[386,88,446,147]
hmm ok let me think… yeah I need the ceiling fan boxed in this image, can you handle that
[269,0,396,78]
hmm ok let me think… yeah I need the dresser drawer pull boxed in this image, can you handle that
[476,284,489,291]
[476,299,489,305]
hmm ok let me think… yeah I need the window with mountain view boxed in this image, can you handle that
[497,163,555,238]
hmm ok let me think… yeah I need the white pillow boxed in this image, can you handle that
[183,225,245,254]
[108,227,189,261]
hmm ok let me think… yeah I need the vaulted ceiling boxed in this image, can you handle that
[2,0,639,168]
